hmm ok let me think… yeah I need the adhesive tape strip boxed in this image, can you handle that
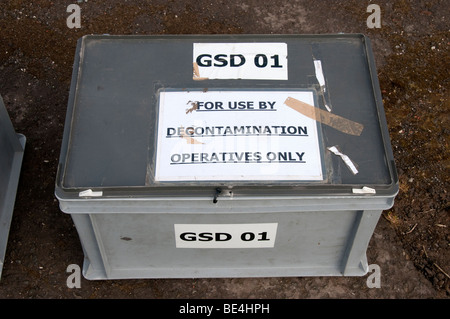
[192,62,209,81]
[284,97,364,136]
[327,146,359,175]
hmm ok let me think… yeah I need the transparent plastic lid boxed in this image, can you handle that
[56,34,398,197]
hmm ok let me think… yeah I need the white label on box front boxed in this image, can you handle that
[174,223,278,248]
[155,90,324,182]
[193,43,288,80]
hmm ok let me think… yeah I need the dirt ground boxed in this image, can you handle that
[0,0,448,300]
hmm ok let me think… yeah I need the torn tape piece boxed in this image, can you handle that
[323,101,332,113]
[179,126,204,145]
[79,189,103,197]
[186,101,198,114]
[314,60,326,91]
[327,146,359,175]
[284,97,364,136]
[193,62,209,81]
[352,186,376,194]
[181,134,204,144]
[314,60,331,112]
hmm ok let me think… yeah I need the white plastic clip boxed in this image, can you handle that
[79,189,103,197]
[352,186,376,194]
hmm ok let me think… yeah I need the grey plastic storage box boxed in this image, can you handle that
[55,34,398,280]
[0,95,25,280]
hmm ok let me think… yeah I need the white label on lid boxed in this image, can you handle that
[174,223,278,248]
[155,90,324,182]
[193,43,288,80]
